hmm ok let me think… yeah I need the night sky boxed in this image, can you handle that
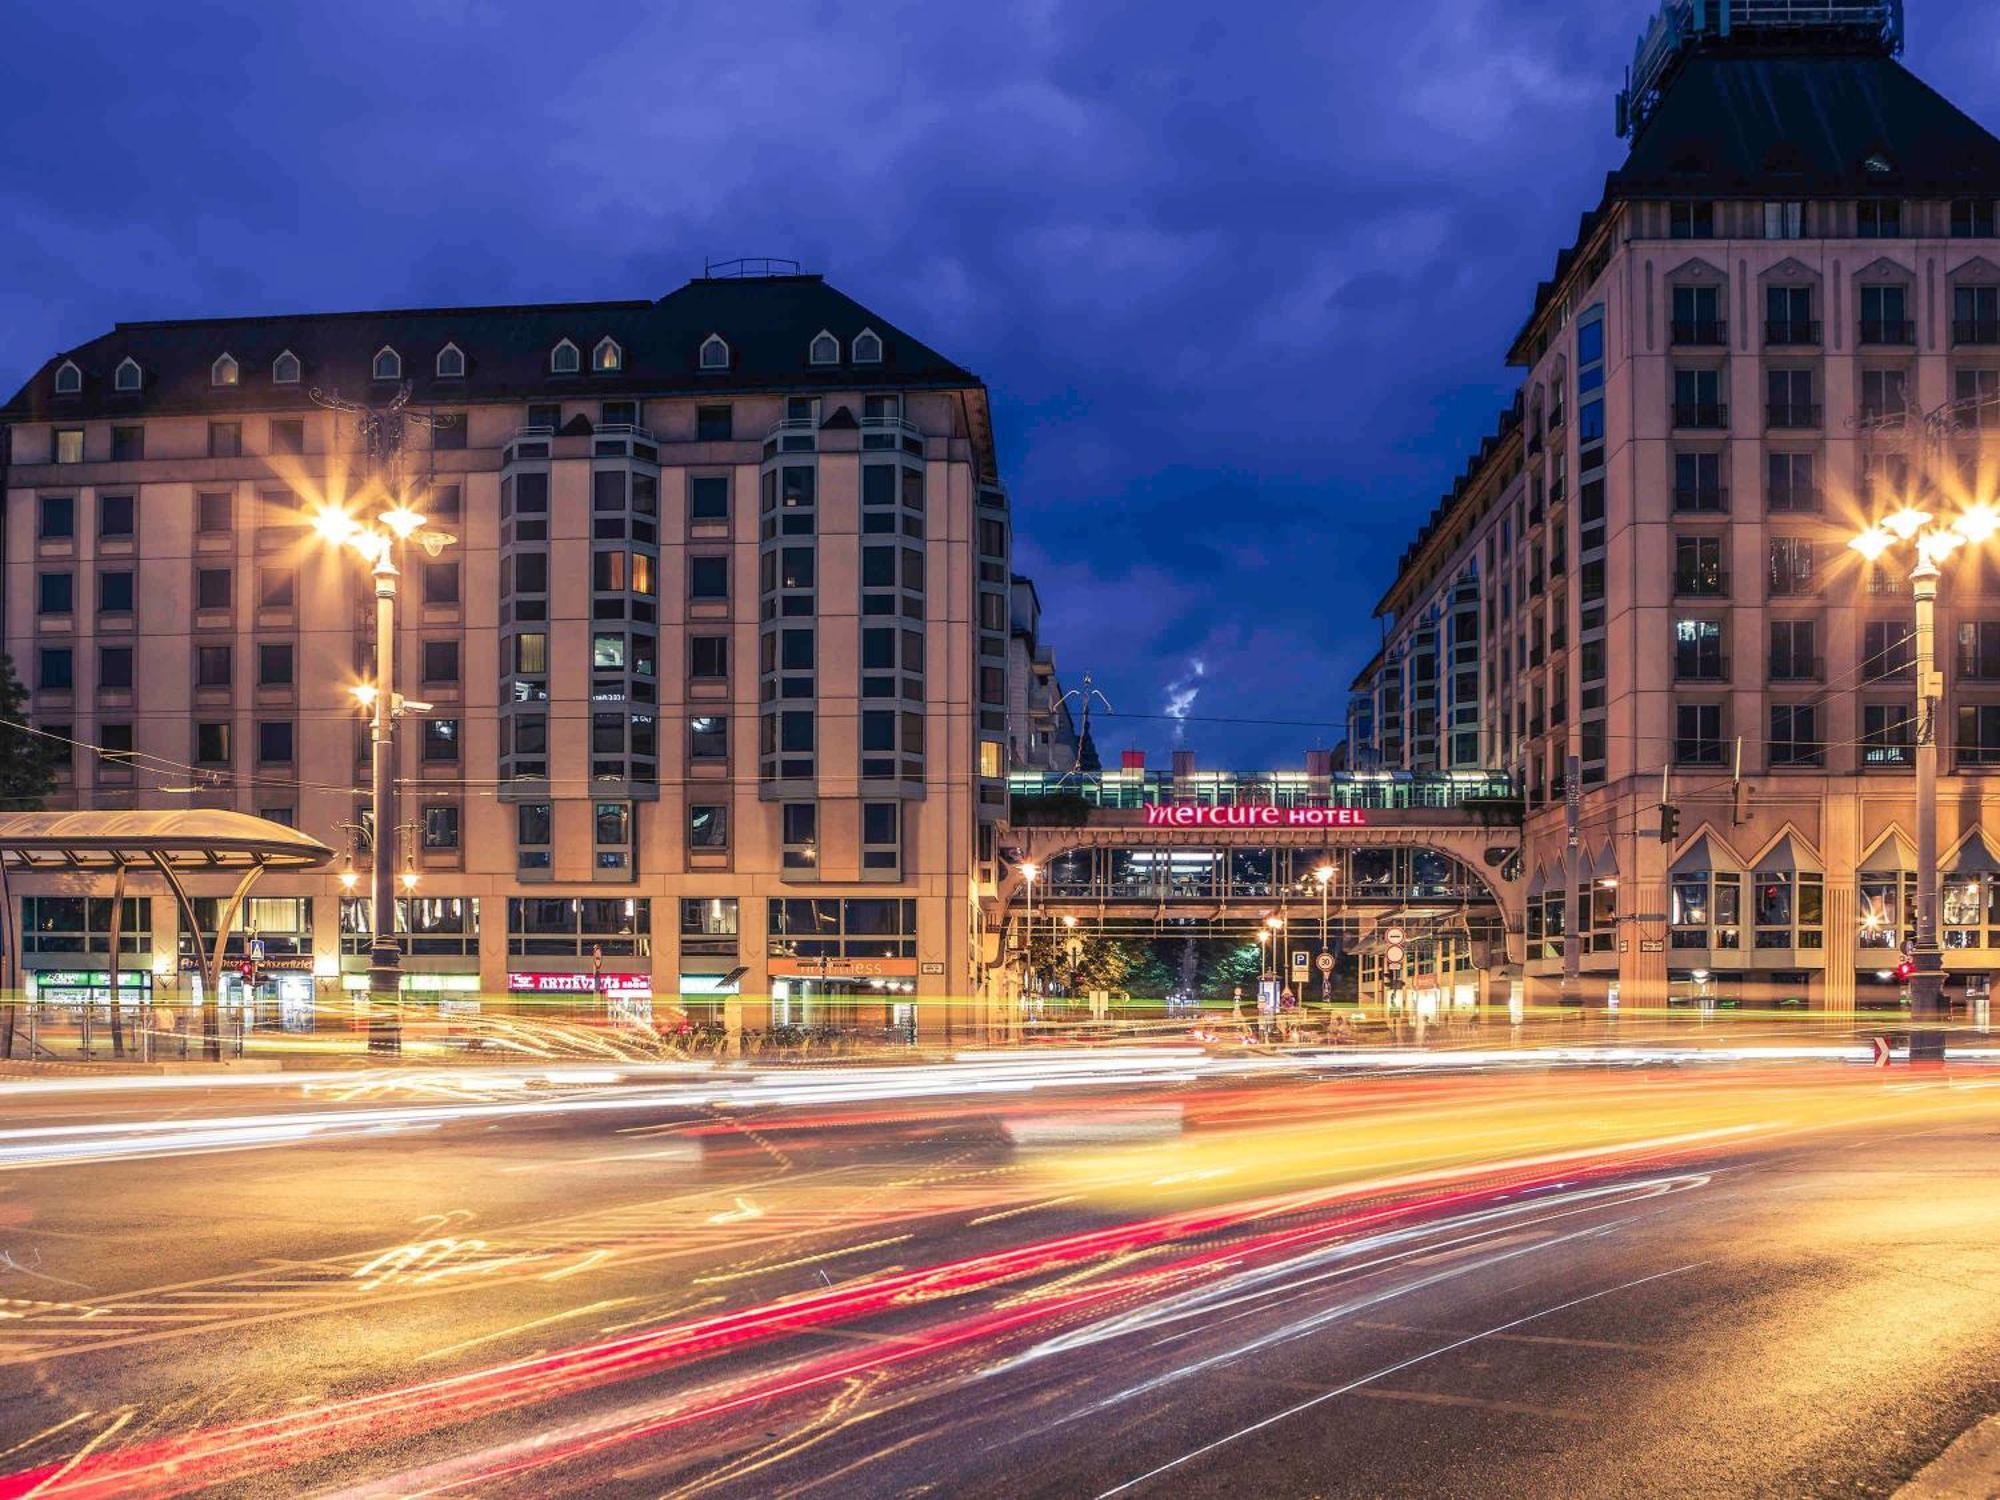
[5,1,1998,768]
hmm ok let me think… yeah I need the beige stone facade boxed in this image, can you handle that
[2,276,1014,1039]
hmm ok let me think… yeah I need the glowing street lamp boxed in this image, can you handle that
[315,500,454,1056]
[1019,862,1041,1009]
[1848,497,2000,1060]
[1313,862,1336,1006]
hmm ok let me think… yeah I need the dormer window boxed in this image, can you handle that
[435,342,465,379]
[212,353,240,387]
[593,337,622,373]
[53,360,83,395]
[272,350,300,384]
[851,328,883,364]
[809,330,840,366]
[113,357,143,392]
[372,346,402,380]
[699,333,730,370]
[550,338,581,375]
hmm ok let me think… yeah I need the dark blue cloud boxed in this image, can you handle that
[2,0,1995,767]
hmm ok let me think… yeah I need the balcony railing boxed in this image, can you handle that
[1766,402,1821,430]
[1673,401,1728,429]
[1860,317,1915,345]
[1673,485,1728,513]
[1768,655,1825,682]
[1674,655,1731,682]
[1674,571,1730,598]
[1953,318,2000,345]
[1767,485,1822,514]
[1764,319,1820,346]
[1671,318,1729,346]
[860,413,925,454]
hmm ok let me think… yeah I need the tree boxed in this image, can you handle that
[0,652,58,810]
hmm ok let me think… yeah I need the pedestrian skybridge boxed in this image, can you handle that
[994,770,1525,953]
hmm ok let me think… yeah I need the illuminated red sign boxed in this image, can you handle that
[1142,806,1369,829]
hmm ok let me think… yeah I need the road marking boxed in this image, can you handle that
[418,1298,635,1362]
[1095,1260,1709,1498]
[1354,1318,1662,1353]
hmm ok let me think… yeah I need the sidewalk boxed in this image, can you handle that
[1897,1414,2000,1498]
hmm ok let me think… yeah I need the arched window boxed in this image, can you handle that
[809,330,840,366]
[53,360,83,395]
[212,353,240,387]
[593,337,622,373]
[851,328,883,364]
[699,333,729,370]
[272,350,300,384]
[372,346,402,380]
[113,358,142,392]
[550,339,581,375]
[435,343,465,378]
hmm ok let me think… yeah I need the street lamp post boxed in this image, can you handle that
[1851,501,2000,1062]
[316,502,453,1056]
[1314,862,1335,1008]
[1019,861,1040,1023]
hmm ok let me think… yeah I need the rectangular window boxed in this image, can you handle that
[258,641,294,686]
[1674,536,1725,596]
[689,715,728,759]
[38,495,74,540]
[38,571,74,616]
[196,722,231,764]
[1769,703,1821,767]
[1768,537,1817,596]
[1857,198,1902,238]
[1765,367,1817,428]
[432,413,467,450]
[424,562,460,605]
[1864,702,1915,767]
[696,405,732,442]
[689,803,729,849]
[1675,703,1723,765]
[1764,201,1804,239]
[53,428,83,464]
[269,418,305,455]
[38,647,73,692]
[1669,200,1714,239]
[1952,199,1997,238]
[422,639,460,684]
[197,568,232,610]
[422,805,461,849]
[690,636,728,678]
[1674,618,1725,680]
[690,556,729,600]
[207,422,243,458]
[100,494,135,537]
[195,644,232,687]
[782,802,817,869]
[97,569,134,614]
[1768,619,1818,681]
[862,801,900,871]
[689,474,729,521]
[97,645,132,691]
[1866,619,1913,681]
[257,720,294,763]
[1767,451,1817,512]
[422,719,460,762]
[110,426,144,463]
[197,491,231,533]
[1673,451,1723,512]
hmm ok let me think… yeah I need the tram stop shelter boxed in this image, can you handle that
[0,810,334,1061]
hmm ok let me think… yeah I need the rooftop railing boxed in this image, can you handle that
[1007,768,1517,812]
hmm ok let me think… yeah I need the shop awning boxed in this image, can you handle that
[0,811,332,873]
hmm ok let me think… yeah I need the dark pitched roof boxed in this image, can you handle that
[1615,51,2000,198]
[1510,50,2000,361]
[1372,395,1524,622]
[4,273,981,422]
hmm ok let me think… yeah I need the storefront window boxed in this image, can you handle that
[767,898,918,959]
[340,897,480,956]
[1858,872,1911,949]
[1944,875,1987,948]
[506,897,650,957]
[182,896,310,958]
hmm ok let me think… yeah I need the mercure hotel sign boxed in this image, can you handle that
[1142,805,1369,829]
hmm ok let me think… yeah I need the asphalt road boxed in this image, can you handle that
[1,1053,1998,1498]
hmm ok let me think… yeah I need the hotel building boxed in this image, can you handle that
[1351,0,2000,1010]
[1,267,1015,1038]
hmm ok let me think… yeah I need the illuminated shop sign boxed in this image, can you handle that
[507,971,653,997]
[1141,806,1370,829]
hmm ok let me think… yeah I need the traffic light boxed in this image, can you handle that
[1657,802,1680,844]
[1894,958,1915,983]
